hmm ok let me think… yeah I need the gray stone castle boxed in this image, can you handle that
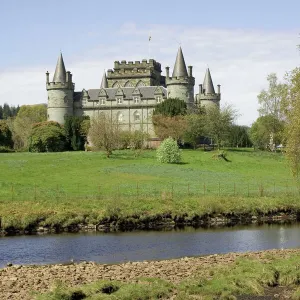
[46,47,221,136]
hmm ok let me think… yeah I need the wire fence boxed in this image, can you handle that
[0,180,299,202]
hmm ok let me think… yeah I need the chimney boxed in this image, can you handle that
[66,71,70,83]
[188,66,193,77]
[199,84,203,94]
[166,66,170,79]
[46,71,49,84]
[217,84,221,94]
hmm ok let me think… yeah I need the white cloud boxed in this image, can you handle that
[0,24,298,125]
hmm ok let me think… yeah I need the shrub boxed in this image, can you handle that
[0,120,13,148]
[28,121,67,152]
[156,137,181,164]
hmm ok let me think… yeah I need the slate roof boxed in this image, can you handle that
[203,68,215,94]
[86,86,167,101]
[53,53,66,83]
[172,47,188,78]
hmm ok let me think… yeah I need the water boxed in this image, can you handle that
[1,224,300,268]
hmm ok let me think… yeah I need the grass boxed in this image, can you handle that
[0,148,299,230]
[35,252,300,299]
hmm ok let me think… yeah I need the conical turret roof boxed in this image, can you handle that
[53,53,66,83]
[172,47,188,78]
[100,71,108,88]
[203,68,215,94]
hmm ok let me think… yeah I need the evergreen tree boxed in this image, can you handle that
[153,98,187,117]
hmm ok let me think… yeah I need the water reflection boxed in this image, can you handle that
[1,223,300,268]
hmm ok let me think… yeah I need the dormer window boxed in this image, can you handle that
[133,96,140,104]
[117,97,123,104]
[156,96,162,103]
[100,99,106,105]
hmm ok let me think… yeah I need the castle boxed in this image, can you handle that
[46,47,221,136]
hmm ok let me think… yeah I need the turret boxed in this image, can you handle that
[46,53,74,124]
[100,71,108,88]
[166,47,195,105]
[197,68,221,109]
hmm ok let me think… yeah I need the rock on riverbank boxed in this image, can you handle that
[1,249,300,300]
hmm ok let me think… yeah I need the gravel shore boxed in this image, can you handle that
[1,249,299,300]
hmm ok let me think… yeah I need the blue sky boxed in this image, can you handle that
[0,0,299,125]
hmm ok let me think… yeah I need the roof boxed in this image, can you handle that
[203,68,215,94]
[53,53,66,83]
[86,86,167,101]
[100,71,108,88]
[172,47,188,78]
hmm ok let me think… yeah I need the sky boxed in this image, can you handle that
[0,0,299,125]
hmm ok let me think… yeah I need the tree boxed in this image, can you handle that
[13,104,47,150]
[257,73,286,120]
[153,98,187,117]
[0,120,13,148]
[0,105,3,119]
[28,121,66,152]
[183,113,206,149]
[281,67,300,177]
[249,115,284,150]
[228,125,252,148]
[205,104,236,150]
[64,116,90,151]
[152,115,187,141]
[88,113,121,157]
[156,137,182,164]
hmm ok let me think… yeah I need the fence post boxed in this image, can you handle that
[247,183,249,197]
[136,183,139,199]
[171,183,174,199]
[188,184,190,196]
[218,182,220,196]
[234,183,236,196]
[34,184,37,201]
[203,183,206,196]
[11,184,14,201]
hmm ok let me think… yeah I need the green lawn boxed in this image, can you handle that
[0,148,299,229]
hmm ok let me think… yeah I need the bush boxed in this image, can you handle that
[0,146,14,153]
[28,121,66,152]
[156,137,182,164]
[0,120,13,148]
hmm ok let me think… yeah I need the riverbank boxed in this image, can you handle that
[1,249,300,299]
[0,204,299,236]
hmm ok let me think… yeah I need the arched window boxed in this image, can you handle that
[136,80,146,87]
[112,81,120,88]
[117,112,123,122]
[133,111,140,122]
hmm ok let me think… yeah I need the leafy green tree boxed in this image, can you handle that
[228,125,252,148]
[205,105,236,150]
[0,105,3,119]
[156,137,181,164]
[28,121,66,152]
[183,114,206,149]
[281,67,300,178]
[249,115,284,150]
[153,98,187,117]
[0,120,13,148]
[258,73,287,120]
[64,116,90,151]
[13,104,47,150]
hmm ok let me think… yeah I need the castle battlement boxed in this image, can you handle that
[199,93,221,101]
[113,59,161,72]
[46,82,74,90]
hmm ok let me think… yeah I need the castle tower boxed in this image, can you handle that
[165,47,195,105]
[197,68,221,108]
[46,53,74,124]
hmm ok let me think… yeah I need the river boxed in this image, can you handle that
[1,223,300,268]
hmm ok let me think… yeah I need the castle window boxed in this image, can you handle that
[100,99,106,105]
[117,112,123,122]
[133,111,140,122]
[133,96,140,104]
[156,96,161,103]
[117,97,123,104]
